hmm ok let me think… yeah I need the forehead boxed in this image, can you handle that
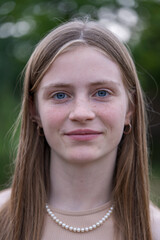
[39,45,124,88]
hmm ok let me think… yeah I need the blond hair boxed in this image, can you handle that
[0,19,152,240]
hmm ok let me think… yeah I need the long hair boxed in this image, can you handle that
[0,19,152,240]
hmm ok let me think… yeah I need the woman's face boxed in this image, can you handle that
[35,46,132,164]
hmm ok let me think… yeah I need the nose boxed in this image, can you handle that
[69,99,95,123]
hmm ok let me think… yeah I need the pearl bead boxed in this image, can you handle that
[65,225,69,229]
[45,204,114,233]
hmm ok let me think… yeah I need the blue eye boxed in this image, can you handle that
[54,92,67,99]
[96,90,109,97]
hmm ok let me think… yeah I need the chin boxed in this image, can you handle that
[66,152,99,164]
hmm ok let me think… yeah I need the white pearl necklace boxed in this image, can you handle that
[46,204,114,233]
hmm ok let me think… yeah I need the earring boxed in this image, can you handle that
[31,119,37,124]
[37,125,44,136]
[123,123,132,134]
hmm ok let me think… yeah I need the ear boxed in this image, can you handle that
[29,96,42,127]
[124,105,134,125]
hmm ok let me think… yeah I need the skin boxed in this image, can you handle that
[33,45,132,211]
[0,46,160,239]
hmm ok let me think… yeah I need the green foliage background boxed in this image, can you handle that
[0,0,160,205]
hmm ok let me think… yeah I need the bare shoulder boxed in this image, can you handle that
[150,202,160,240]
[0,188,11,208]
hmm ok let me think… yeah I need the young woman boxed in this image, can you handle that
[0,19,159,240]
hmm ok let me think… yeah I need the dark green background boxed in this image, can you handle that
[0,0,160,206]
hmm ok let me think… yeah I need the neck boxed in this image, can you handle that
[49,152,117,212]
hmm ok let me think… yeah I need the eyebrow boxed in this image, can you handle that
[41,80,120,90]
[42,83,72,90]
[89,80,120,87]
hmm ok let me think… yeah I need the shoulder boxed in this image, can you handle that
[150,202,160,240]
[0,188,11,209]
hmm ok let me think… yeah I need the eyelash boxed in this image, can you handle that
[53,92,69,100]
[51,89,112,101]
[93,90,111,98]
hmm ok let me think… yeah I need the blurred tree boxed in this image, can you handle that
[0,0,160,203]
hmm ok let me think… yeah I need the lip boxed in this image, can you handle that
[65,129,102,135]
[64,129,102,141]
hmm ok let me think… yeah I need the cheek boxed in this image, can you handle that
[39,106,66,130]
[97,102,127,129]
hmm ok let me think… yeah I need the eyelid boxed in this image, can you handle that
[48,88,113,101]
[92,88,113,96]
[51,91,71,100]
